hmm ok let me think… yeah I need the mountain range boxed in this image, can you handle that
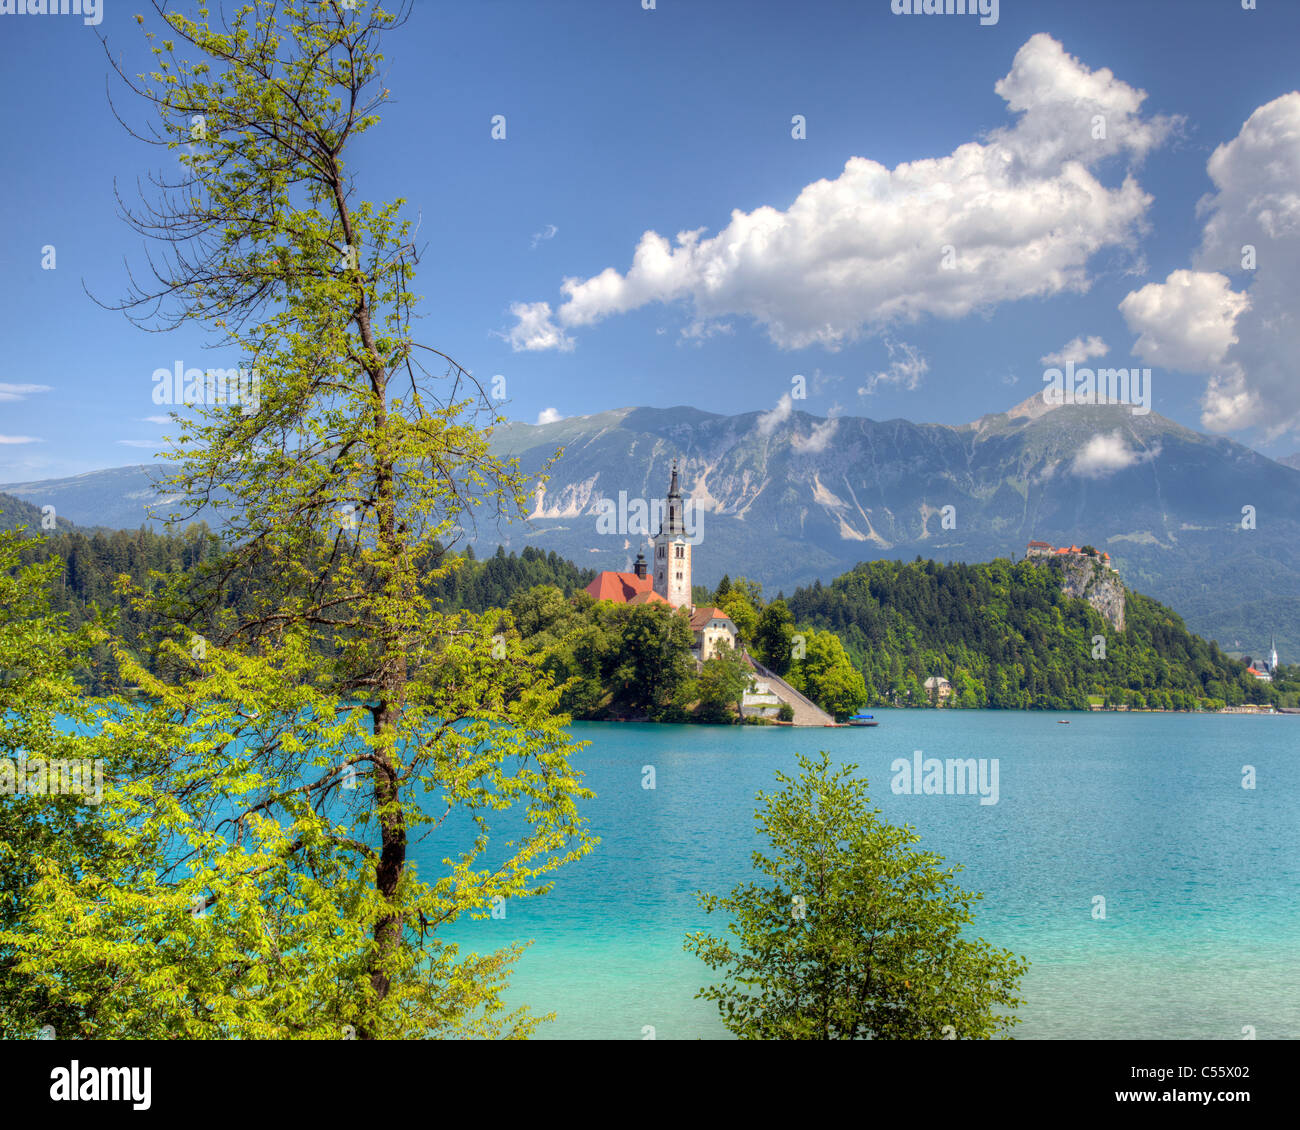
[3,395,1298,658]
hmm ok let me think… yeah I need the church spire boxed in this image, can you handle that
[652,458,691,608]
[656,459,686,538]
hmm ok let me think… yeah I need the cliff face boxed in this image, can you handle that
[1054,555,1126,632]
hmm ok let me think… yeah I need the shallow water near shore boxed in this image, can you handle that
[432,710,1300,1039]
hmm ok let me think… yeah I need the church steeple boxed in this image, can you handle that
[652,459,691,608]
[657,459,687,539]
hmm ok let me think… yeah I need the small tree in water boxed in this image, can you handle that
[684,752,1028,1038]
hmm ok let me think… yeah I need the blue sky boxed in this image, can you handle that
[2,0,1299,482]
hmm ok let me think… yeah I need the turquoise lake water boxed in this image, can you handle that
[431,711,1300,1039]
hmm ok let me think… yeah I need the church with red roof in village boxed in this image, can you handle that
[583,462,739,667]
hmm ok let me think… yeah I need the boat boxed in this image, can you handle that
[1057,719,1070,724]
[848,713,879,727]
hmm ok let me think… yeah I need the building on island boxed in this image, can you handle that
[583,552,664,605]
[1026,540,1115,569]
[584,461,738,667]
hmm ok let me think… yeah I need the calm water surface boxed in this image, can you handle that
[429,711,1300,1039]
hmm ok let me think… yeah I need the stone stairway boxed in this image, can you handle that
[744,653,836,726]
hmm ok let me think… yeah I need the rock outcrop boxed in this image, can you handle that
[1053,554,1126,632]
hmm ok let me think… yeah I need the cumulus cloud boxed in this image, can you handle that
[859,340,929,396]
[505,301,574,353]
[1071,430,1160,478]
[1041,335,1109,367]
[507,33,1173,351]
[1119,93,1300,437]
[756,393,794,436]
[0,383,51,403]
[1119,270,1248,373]
[535,407,562,425]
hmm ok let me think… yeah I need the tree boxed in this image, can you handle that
[754,599,795,675]
[694,644,751,724]
[718,589,759,644]
[615,604,694,720]
[0,530,111,1039]
[5,1,595,1040]
[507,583,572,644]
[684,752,1028,1039]
[788,629,867,720]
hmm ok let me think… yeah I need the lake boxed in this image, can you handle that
[432,710,1300,1039]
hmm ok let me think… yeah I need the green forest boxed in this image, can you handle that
[784,557,1294,711]
[9,509,1292,716]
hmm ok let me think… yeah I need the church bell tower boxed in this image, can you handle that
[653,460,692,609]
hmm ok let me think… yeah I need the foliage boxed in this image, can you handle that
[788,557,1273,711]
[684,752,1028,1039]
[2,0,596,1040]
[786,627,868,720]
[0,531,110,1039]
[695,644,753,724]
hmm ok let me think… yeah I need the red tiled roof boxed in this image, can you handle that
[689,606,734,630]
[585,571,654,603]
[628,590,668,605]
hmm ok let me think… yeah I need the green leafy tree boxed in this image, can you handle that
[718,589,759,645]
[695,644,751,724]
[4,1,595,1040]
[788,629,867,719]
[615,604,694,720]
[754,599,795,675]
[684,752,1028,1039]
[0,530,111,1039]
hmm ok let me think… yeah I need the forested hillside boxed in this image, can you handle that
[0,492,76,535]
[785,557,1287,710]
[5,515,1289,711]
[8,525,593,692]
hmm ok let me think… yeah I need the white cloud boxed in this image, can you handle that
[859,340,928,396]
[0,436,41,444]
[508,33,1173,351]
[1071,430,1160,478]
[505,301,574,353]
[142,415,172,425]
[1041,335,1109,367]
[1119,270,1248,372]
[117,440,158,449]
[530,223,558,250]
[792,417,839,454]
[679,320,733,344]
[0,383,51,403]
[535,407,562,425]
[756,393,794,436]
[1119,93,1300,437]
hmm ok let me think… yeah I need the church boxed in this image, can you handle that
[1245,637,1281,682]
[583,461,739,666]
